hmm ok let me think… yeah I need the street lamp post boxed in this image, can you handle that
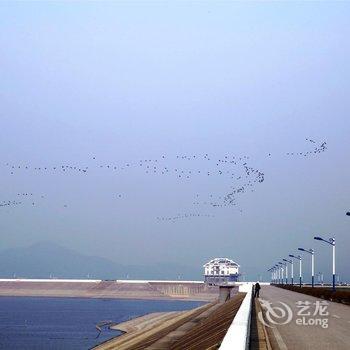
[274,266,278,284]
[270,267,275,284]
[273,265,278,284]
[268,268,274,283]
[278,262,285,284]
[285,262,288,284]
[276,264,281,284]
[283,258,293,285]
[298,248,315,287]
[280,261,288,284]
[314,236,336,292]
[289,254,302,287]
[317,272,324,285]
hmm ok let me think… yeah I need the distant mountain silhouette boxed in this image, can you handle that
[0,242,201,280]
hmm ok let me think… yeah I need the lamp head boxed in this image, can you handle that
[314,236,323,241]
[298,248,305,252]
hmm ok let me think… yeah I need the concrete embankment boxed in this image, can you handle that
[94,293,245,350]
[0,279,220,301]
[110,311,184,333]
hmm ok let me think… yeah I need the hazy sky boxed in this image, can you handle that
[1,2,349,281]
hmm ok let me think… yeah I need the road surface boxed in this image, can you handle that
[260,285,350,349]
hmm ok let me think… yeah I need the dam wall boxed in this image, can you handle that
[149,281,218,299]
[0,279,220,301]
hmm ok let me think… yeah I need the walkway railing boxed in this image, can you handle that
[220,283,253,350]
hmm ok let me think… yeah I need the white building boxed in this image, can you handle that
[203,258,240,284]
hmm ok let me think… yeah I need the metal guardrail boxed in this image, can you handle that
[219,283,254,350]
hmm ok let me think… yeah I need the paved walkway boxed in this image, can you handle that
[260,286,350,350]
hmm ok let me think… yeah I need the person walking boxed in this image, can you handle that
[254,282,261,298]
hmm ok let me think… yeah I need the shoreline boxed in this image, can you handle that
[93,303,214,349]
[94,293,245,349]
[0,293,210,302]
[0,279,220,302]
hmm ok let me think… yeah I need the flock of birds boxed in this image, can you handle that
[0,200,23,208]
[1,139,328,222]
[157,213,215,222]
[5,163,88,175]
[286,139,327,157]
[0,193,45,208]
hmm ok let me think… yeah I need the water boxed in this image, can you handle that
[0,296,204,349]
